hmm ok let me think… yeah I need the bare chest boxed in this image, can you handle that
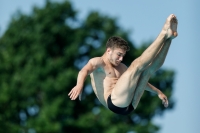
[103,65,124,78]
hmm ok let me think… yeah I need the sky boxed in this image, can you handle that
[0,0,200,133]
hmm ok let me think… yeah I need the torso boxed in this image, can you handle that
[90,57,127,108]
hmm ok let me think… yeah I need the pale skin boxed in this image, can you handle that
[68,14,178,110]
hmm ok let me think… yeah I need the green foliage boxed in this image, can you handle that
[0,1,175,133]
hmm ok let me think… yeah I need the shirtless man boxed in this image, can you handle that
[68,14,178,115]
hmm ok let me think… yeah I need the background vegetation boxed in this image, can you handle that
[0,1,175,133]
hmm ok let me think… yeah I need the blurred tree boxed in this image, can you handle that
[0,0,175,133]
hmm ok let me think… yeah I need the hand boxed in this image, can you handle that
[158,92,168,108]
[68,85,83,100]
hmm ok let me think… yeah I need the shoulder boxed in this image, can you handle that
[88,57,104,67]
[119,63,128,71]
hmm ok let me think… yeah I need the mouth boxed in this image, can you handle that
[116,61,120,64]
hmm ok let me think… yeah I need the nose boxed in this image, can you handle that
[119,56,123,61]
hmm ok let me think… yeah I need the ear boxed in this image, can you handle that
[106,48,112,54]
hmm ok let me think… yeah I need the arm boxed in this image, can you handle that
[68,58,100,101]
[146,83,169,107]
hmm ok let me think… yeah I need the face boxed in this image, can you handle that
[107,47,126,66]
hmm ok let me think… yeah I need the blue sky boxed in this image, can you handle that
[1,0,200,133]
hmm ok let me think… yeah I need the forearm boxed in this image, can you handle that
[76,69,89,87]
[145,83,161,94]
[145,83,168,107]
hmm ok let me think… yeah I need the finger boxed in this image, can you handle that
[165,99,169,107]
[68,90,73,96]
[68,88,75,96]
[70,92,77,99]
[162,99,165,104]
[164,102,168,107]
[70,91,76,99]
[72,94,78,100]
[162,98,166,104]
[163,98,168,107]
[71,91,78,100]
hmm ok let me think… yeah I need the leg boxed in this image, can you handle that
[132,39,172,109]
[136,14,178,71]
[148,39,172,73]
[111,14,178,108]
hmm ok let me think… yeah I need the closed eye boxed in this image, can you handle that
[117,53,125,57]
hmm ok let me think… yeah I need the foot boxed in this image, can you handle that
[163,14,178,39]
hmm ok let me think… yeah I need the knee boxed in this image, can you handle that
[130,57,146,72]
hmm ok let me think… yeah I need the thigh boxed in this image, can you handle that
[111,67,142,108]
[131,71,150,109]
[131,67,153,109]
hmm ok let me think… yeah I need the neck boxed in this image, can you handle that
[102,53,111,65]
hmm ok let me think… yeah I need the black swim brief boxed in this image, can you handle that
[107,95,134,115]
